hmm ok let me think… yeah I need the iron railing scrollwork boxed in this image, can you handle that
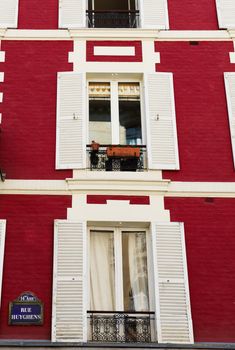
[87,144,146,171]
[88,311,155,343]
[86,10,140,28]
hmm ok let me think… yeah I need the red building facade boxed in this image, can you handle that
[0,0,235,348]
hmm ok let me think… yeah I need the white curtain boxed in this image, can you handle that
[128,232,149,311]
[90,231,115,310]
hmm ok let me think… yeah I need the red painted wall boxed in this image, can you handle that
[0,41,73,180]
[165,197,235,343]
[156,41,235,181]
[168,0,219,30]
[0,195,71,339]
[18,0,58,29]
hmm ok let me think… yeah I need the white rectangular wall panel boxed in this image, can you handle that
[93,46,135,57]
[224,73,235,167]
[52,221,86,342]
[59,0,85,28]
[216,0,235,29]
[140,0,169,29]
[145,73,179,170]
[152,222,194,344]
[56,72,86,169]
[0,220,6,306]
[0,0,18,28]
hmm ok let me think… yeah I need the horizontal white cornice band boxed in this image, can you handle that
[1,178,235,197]
[0,29,235,41]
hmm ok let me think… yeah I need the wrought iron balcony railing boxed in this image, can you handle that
[86,10,140,28]
[88,311,155,343]
[87,144,146,171]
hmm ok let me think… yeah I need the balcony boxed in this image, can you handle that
[87,144,146,171]
[88,311,155,343]
[86,10,140,28]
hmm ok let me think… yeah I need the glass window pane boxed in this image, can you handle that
[118,83,142,145]
[122,231,149,312]
[89,82,112,144]
[90,230,115,311]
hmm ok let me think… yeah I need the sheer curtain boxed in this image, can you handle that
[125,231,149,311]
[90,230,115,310]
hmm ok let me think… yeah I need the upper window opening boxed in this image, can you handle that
[87,0,139,28]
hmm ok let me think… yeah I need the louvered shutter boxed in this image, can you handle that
[59,0,85,28]
[224,73,235,167]
[151,222,193,344]
[52,221,86,342]
[215,0,235,29]
[0,220,6,306]
[140,0,169,29]
[0,0,18,28]
[56,72,86,169]
[145,73,179,170]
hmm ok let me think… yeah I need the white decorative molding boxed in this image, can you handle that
[67,194,170,222]
[0,29,234,41]
[0,93,3,103]
[0,72,4,82]
[230,41,235,63]
[1,178,235,197]
[0,51,5,62]
[93,46,135,56]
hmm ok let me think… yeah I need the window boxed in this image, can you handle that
[88,81,143,145]
[89,227,150,311]
[87,0,139,28]
[88,226,155,342]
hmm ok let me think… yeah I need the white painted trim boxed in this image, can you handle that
[0,51,5,62]
[0,220,6,307]
[68,194,170,222]
[0,114,2,123]
[0,72,4,82]
[93,46,135,56]
[3,178,235,197]
[224,72,235,167]
[0,29,234,41]
[51,221,59,342]
[0,93,3,103]
[180,223,194,344]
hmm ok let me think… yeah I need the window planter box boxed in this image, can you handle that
[106,146,140,158]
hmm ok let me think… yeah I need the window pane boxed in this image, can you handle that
[118,83,142,145]
[93,0,130,11]
[90,230,115,311]
[122,231,149,312]
[89,82,112,144]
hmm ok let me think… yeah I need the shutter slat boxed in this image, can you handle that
[140,0,169,29]
[145,73,179,170]
[224,73,235,167]
[152,222,194,344]
[52,221,86,342]
[0,0,18,28]
[56,73,86,169]
[59,0,85,28]
[216,0,235,28]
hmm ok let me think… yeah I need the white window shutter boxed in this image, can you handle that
[0,0,18,28]
[0,220,6,306]
[52,221,86,342]
[151,222,194,344]
[224,73,235,167]
[215,0,235,29]
[59,0,86,28]
[56,72,86,169]
[145,73,179,170]
[139,0,169,29]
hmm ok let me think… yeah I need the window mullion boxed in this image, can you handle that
[114,228,124,311]
[111,81,120,144]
